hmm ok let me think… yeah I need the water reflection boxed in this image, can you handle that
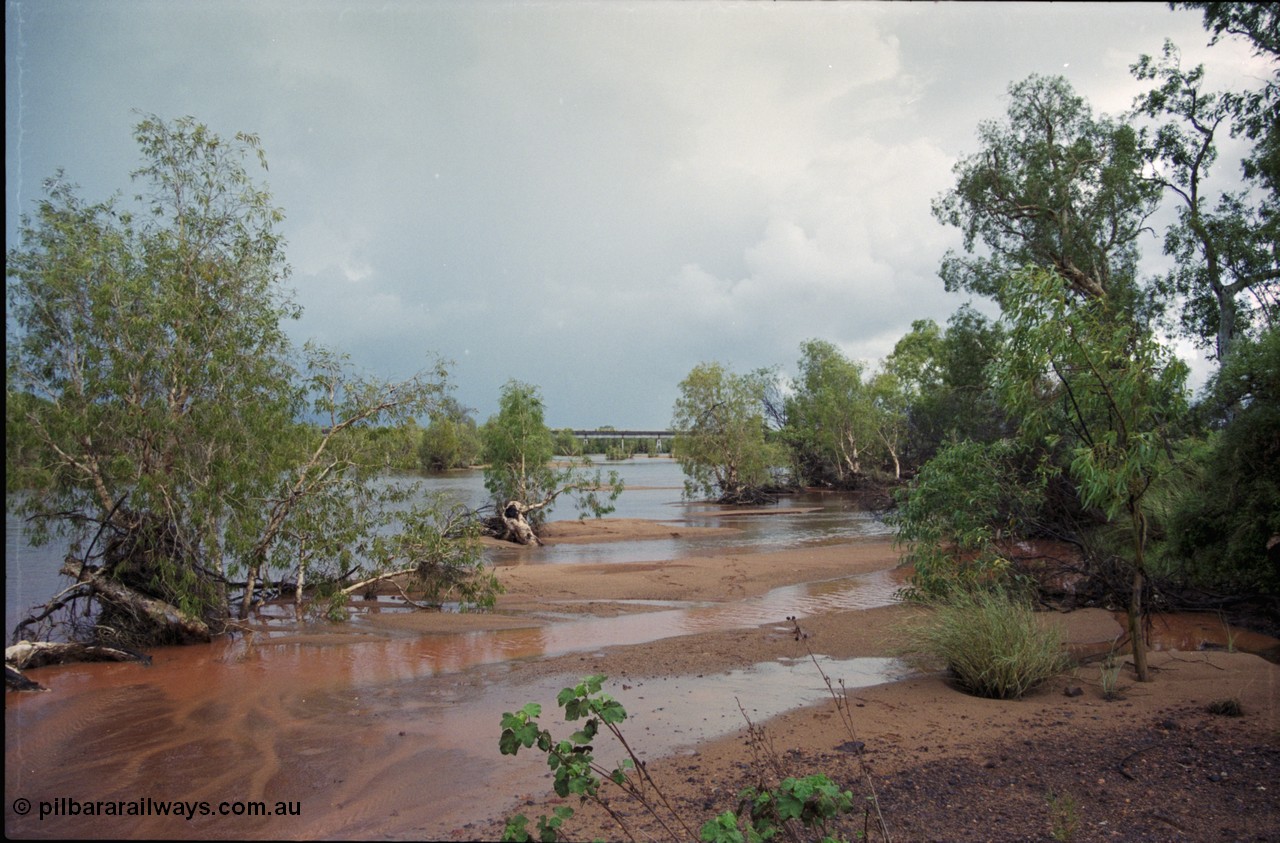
[6,459,890,633]
[4,461,904,840]
[5,565,908,840]
[283,569,903,685]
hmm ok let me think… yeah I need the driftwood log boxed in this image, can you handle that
[5,639,153,670]
[5,664,46,692]
[58,559,211,644]
[5,640,153,692]
[498,500,543,546]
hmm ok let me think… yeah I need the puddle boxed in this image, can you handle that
[1069,611,1280,665]
[593,656,913,756]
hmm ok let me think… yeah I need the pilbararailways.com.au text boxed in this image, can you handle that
[21,796,301,822]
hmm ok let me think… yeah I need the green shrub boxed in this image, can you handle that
[704,774,857,843]
[499,675,871,843]
[898,589,1070,699]
[1161,332,1280,596]
[889,439,1043,600]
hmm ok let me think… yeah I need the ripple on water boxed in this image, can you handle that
[6,536,907,840]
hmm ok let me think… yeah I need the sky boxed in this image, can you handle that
[5,1,1271,429]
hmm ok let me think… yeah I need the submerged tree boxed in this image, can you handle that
[671,362,787,503]
[6,115,497,650]
[480,380,622,545]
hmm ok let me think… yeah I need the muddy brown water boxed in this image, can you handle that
[8,574,1275,841]
[5,566,909,840]
[6,466,905,839]
[9,464,1275,839]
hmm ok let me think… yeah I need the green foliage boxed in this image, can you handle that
[499,674,695,842]
[352,420,423,470]
[552,427,583,457]
[1163,330,1280,595]
[705,775,858,843]
[502,806,575,843]
[995,268,1187,524]
[1047,791,1081,842]
[1174,2,1279,192]
[482,380,557,508]
[481,381,622,528]
[993,267,1187,681]
[231,346,499,618]
[5,115,494,635]
[672,362,789,503]
[1130,40,1279,362]
[898,588,1071,700]
[500,675,864,843]
[890,439,1043,600]
[6,115,299,624]
[390,497,500,609]
[419,397,482,471]
[783,340,876,487]
[933,74,1161,305]
[886,306,1010,467]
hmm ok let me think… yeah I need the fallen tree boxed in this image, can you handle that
[6,116,501,659]
[57,557,212,644]
[6,639,153,670]
[478,381,624,546]
[5,639,153,693]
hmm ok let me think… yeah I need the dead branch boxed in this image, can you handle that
[6,639,152,670]
[59,559,211,643]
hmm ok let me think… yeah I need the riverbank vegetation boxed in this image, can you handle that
[5,3,1276,674]
[667,3,1278,652]
[6,116,500,653]
[476,380,623,545]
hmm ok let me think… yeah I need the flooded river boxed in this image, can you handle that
[5,458,906,839]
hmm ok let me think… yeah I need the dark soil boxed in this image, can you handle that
[469,694,1280,843]
[842,703,1279,842]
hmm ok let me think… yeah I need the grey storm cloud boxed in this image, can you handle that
[6,1,1267,427]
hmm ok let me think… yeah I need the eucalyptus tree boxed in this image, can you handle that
[671,362,787,503]
[866,370,910,481]
[6,115,496,646]
[880,319,944,467]
[480,380,621,544]
[1130,39,1278,363]
[933,75,1162,306]
[881,308,1009,468]
[784,339,875,487]
[420,396,482,471]
[993,268,1189,682]
[1164,328,1280,596]
[1176,0,1279,188]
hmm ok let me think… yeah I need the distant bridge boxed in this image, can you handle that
[571,429,677,442]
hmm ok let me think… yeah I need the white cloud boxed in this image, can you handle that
[6,1,1264,426]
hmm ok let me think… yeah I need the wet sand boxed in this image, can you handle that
[6,518,1279,841]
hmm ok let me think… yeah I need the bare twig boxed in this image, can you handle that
[790,617,893,843]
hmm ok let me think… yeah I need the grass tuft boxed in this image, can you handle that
[898,588,1071,700]
[1207,698,1244,717]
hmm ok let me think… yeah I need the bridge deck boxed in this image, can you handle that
[571,429,676,440]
